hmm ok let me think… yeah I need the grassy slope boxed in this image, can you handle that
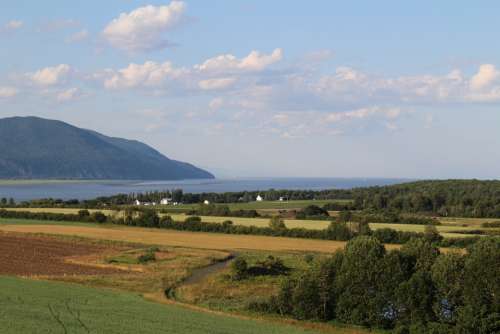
[0,276,318,334]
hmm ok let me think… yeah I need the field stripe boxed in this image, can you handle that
[0,224,400,253]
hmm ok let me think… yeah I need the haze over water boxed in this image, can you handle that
[0,178,410,201]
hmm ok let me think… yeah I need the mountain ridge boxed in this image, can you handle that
[0,116,214,180]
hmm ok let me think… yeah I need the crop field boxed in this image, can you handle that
[0,223,386,253]
[0,276,323,334]
[0,233,125,276]
[4,207,117,215]
[157,199,351,213]
[167,214,485,238]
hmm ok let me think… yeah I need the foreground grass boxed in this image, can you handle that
[0,276,320,334]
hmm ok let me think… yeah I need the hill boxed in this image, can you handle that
[0,117,214,180]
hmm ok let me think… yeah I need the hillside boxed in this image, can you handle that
[0,117,214,180]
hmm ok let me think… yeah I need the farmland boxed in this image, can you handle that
[3,206,498,238]
[0,276,325,334]
[0,229,379,334]
[0,223,376,253]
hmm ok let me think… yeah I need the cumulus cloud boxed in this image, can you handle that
[3,20,23,31]
[470,64,499,91]
[198,77,236,90]
[66,29,89,43]
[29,64,72,86]
[195,49,283,73]
[102,1,186,52]
[325,107,402,123]
[103,61,186,89]
[0,86,18,98]
[56,87,80,102]
[101,49,282,92]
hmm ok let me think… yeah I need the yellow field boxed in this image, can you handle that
[0,224,402,253]
[4,207,495,238]
[168,214,482,238]
[4,207,117,216]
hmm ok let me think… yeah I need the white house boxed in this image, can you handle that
[256,195,263,202]
[134,199,141,206]
[160,198,172,205]
[203,200,210,205]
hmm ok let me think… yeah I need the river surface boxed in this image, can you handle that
[0,177,412,201]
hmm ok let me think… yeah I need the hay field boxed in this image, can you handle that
[168,214,481,237]
[0,223,399,253]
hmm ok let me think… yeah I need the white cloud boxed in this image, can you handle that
[0,86,18,98]
[103,61,186,89]
[195,49,283,73]
[66,29,89,43]
[102,49,282,92]
[4,20,23,31]
[325,107,402,123]
[56,87,80,102]
[102,1,186,52]
[470,64,499,91]
[198,77,236,90]
[29,64,72,86]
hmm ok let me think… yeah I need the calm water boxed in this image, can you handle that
[0,178,411,201]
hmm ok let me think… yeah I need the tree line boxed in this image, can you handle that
[248,236,499,334]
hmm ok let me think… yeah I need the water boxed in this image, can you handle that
[0,178,412,201]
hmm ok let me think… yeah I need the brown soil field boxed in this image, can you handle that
[0,224,400,253]
[0,232,126,276]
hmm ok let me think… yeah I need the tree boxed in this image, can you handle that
[269,216,286,230]
[401,238,440,272]
[230,257,248,280]
[91,211,107,223]
[424,225,443,244]
[336,236,386,327]
[456,238,500,333]
[431,252,465,324]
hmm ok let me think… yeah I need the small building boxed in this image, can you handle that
[160,198,172,205]
[134,199,141,206]
[256,195,263,202]
[203,200,210,205]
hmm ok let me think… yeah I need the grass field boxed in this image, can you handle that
[0,276,322,334]
[2,207,493,238]
[167,214,485,238]
[161,199,351,211]
[4,207,117,215]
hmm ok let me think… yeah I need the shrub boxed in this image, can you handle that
[91,211,107,223]
[230,257,248,280]
[137,251,156,264]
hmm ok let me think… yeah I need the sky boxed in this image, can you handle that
[1,1,500,179]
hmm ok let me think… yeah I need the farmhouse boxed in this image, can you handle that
[256,195,263,202]
[203,200,210,205]
[160,198,172,205]
[134,199,141,206]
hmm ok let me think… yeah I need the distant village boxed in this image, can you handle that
[133,194,289,206]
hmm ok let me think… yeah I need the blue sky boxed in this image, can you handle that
[1,1,500,178]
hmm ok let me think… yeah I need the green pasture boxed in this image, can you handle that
[0,276,317,334]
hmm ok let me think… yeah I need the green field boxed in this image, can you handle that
[168,214,485,238]
[160,199,351,212]
[0,276,318,334]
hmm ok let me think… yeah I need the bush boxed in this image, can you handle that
[137,251,156,264]
[91,211,107,223]
[230,257,248,280]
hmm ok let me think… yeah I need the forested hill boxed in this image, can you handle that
[0,116,214,180]
[351,179,500,217]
